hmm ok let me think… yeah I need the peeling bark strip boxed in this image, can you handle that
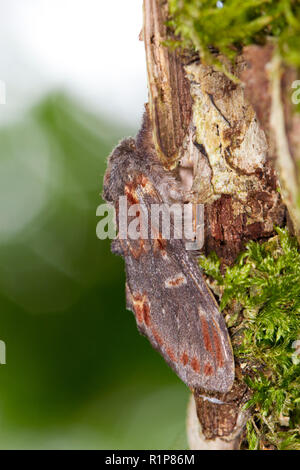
[270,55,300,241]
[242,45,300,241]
[143,0,192,168]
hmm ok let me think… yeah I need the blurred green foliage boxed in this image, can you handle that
[0,94,188,449]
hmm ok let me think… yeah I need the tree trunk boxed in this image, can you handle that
[141,0,299,449]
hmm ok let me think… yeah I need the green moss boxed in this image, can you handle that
[168,0,300,71]
[199,227,300,450]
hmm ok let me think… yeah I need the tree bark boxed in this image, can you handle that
[141,0,299,449]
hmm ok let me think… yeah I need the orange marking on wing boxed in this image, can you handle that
[151,327,163,347]
[134,304,143,324]
[180,352,189,366]
[212,327,224,368]
[129,245,142,259]
[125,183,139,205]
[165,274,187,288]
[129,239,147,259]
[132,293,151,326]
[169,277,184,286]
[166,346,177,363]
[136,174,156,195]
[153,234,167,257]
[191,357,200,373]
[136,174,148,187]
[200,316,213,353]
[204,362,214,376]
[143,301,151,327]
[157,235,167,250]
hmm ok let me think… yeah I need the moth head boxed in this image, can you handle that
[102,138,138,203]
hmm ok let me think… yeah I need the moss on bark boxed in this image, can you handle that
[168,0,300,72]
[199,227,300,450]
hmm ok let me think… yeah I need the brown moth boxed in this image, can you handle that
[102,118,234,393]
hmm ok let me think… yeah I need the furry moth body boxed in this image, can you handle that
[103,129,234,393]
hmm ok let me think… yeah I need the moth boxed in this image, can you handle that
[103,119,234,393]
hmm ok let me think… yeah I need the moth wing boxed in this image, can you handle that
[122,174,234,393]
[171,246,234,392]
[147,237,234,392]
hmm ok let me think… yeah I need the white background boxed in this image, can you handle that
[0,0,147,125]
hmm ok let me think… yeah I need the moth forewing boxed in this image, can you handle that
[103,137,235,394]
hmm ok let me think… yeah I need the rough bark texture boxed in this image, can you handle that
[143,0,192,168]
[183,59,285,265]
[187,382,250,450]
[142,0,297,449]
